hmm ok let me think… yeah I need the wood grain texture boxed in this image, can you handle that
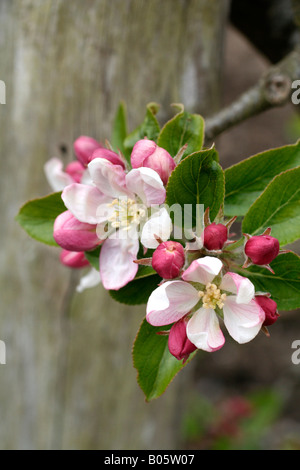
[0,0,229,449]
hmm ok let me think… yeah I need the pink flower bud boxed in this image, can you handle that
[73,136,102,166]
[65,160,85,183]
[203,222,228,250]
[60,249,90,269]
[131,139,176,185]
[53,210,101,252]
[168,317,197,362]
[152,241,185,279]
[245,235,280,265]
[255,295,279,326]
[91,147,125,169]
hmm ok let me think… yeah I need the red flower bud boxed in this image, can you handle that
[255,295,279,326]
[245,235,280,266]
[73,136,102,166]
[203,223,228,251]
[168,317,197,362]
[152,241,185,279]
[131,139,176,185]
[60,249,90,269]
[54,210,101,252]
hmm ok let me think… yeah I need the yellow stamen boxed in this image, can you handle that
[201,283,227,310]
[107,198,146,231]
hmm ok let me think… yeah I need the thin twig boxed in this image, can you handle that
[204,48,300,143]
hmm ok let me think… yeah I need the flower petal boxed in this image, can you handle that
[126,167,166,206]
[76,267,101,293]
[99,233,139,290]
[60,249,90,269]
[186,308,225,352]
[182,256,223,285]
[44,158,74,191]
[223,296,265,344]
[131,139,157,168]
[88,158,132,198]
[62,183,112,224]
[146,280,199,326]
[220,272,255,304]
[140,207,172,249]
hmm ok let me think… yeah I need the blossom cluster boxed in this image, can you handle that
[45,135,282,362]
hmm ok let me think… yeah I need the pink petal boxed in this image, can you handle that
[220,272,255,304]
[223,296,265,344]
[182,256,223,285]
[126,167,166,206]
[62,183,112,224]
[187,308,225,352]
[53,210,101,252]
[88,158,132,198]
[99,234,139,290]
[60,249,90,269]
[143,147,176,185]
[146,280,199,326]
[131,139,157,168]
[65,161,85,183]
[44,158,74,191]
[131,139,175,185]
[73,136,102,166]
[91,148,125,169]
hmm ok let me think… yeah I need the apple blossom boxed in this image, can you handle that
[131,138,176,185]
[146,256,265,353]
[61,157,173,290]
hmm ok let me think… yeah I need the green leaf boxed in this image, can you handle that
[237,252,300,311]
[111,100,128,159]
[124,102,160,153]
[109,271,161,305]
[133,319,197,401]
[242,167,300,246]
[157,106,205,159]
[16,192,66,246]
[84,246,101,270]
[166,147,225,227]
[225,141,300,217]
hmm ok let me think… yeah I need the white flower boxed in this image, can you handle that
[146,256,265,352]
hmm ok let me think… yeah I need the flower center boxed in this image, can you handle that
[107,198,146,231]
[198,283,227,310]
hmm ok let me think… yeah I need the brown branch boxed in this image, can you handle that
[204,48,300,143]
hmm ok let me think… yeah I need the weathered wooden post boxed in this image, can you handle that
[0,0,229,449]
